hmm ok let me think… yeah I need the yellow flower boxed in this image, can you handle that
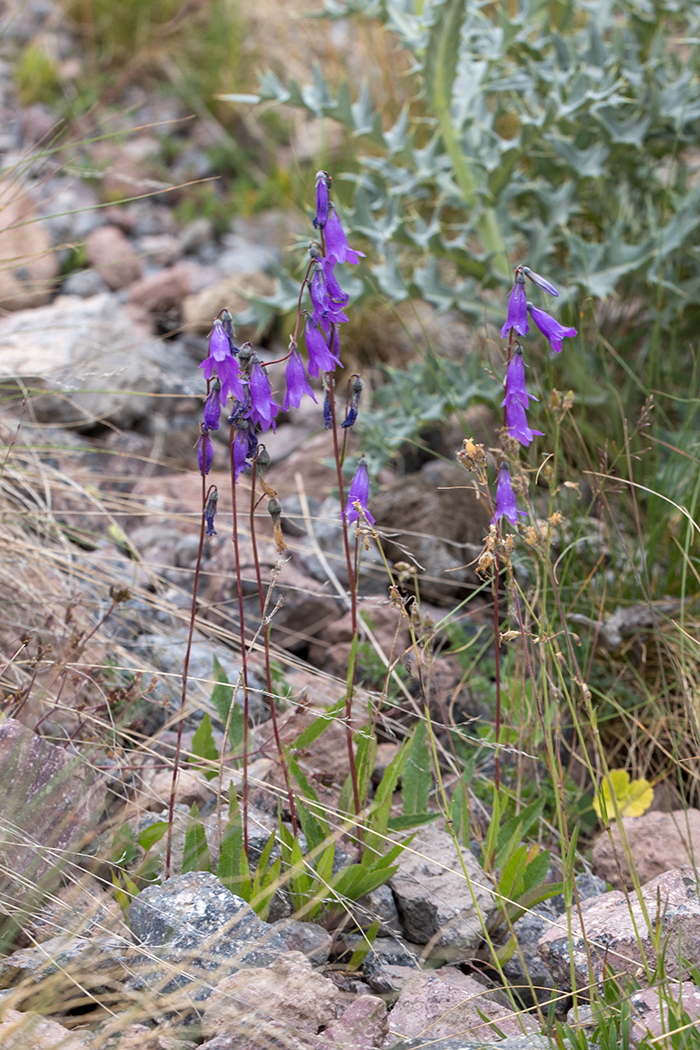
[593,769,654,820]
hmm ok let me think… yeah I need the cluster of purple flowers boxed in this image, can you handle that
[196,172,374,528]
[495,266,577,526]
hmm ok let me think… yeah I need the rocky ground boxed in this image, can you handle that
[2,2,700,1048]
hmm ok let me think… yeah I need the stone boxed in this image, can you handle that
[0,1008,90,1049]
[385,970,538,1045]
[275,919,334,966]
[389,1038,556,1050]
[389,824,495,958]
[500,904,558,1007]
[85,224,143,289]
[0,180,59,309]
[60,269,109,297]
[127,871,289,1001]
[537,866,700,989]
[24,881,127,944]
[201,951,338,1040]
[320,994,388,1049]
[592,809,700,890]
[128,262,196,318]
[0,932,133,990]
[628,981,700,1042]
[148,768,212,810]
[182,272,276,343]
[0,292,164,427]
[0,719,107,914]
[354,935,424,996]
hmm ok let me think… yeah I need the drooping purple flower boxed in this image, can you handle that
[506,398,544,447]
[314,170,330,229]
[522,267,559,297]
[493,464,527,526]
[500,273,529,338]
[344,455,374,526]
[203,384,222,431]
[323,388,333,430]
[216,356,246,404]
[204,487,219,536]
[304,316,342,377]
[324,205,365,266]
[528,304,578,356]
[310,265,348,334]
[198,431,213,476]
[321,257,349,308]
[341,375,363,429]
[283,346,318,411]
[248,362,279,432]
[209,319,230,362]
[501,348,538,411]
[230,426,248,482]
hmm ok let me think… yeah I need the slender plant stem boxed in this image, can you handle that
[165,471,212,878]
[249,453,297,834]
[229,428,250,860]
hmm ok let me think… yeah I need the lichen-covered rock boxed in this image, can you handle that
[538,866,700,989]
[0,1008,91,1049]
[320,994,388,1049]
[388,825,495,958]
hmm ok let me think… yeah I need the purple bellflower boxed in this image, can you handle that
[341,375,364,429]
[323,388,333,430]
[203,384,222,431]
[522,267,559,297]
[310,265,349,334]
[304,315,342,377]
[493,464,527,526]
[248,362,279,432]
[500,272,529,338]
[506,398,544,447]
[345,455,374,526]
[198,430,213,476]
[283,345,318,411]
[231,427,248,482]
[528,304,578,356]
[324,206,366,266]
[501,348,538,411]
[314,170,330,229]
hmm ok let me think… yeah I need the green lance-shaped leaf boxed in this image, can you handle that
[402,720,432,817]
[191,712,220,781]
[182,803,211,874]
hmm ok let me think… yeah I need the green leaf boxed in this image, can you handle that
[191,712,220,781]
[402,721,432,817]
[111,824,137,867]
[137,821,168,853]
[424,0,465,119]
[386,812,440,831]
[497,843,527,902]
[210,657,246,757]
[293,699,345,751]
[217,793,250,898]
[347,919,379,972]
[449,780,470,845]
[523,849,551,894]
[182,803,211,874]
[363,740,408,861]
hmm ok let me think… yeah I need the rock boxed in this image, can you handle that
[127,871,289,1001]
[369,461,491,604]
[628,981,700,1042]
[0,180,59,309]
[201,951,338,1041]
[0,1008,91,1049]
[549,870,607,914]
[592,810,700,890]
[389,1038,556,1050]
[0,932,133,990]
[389,824,495,958]
[385,970,538,1045]
[0,719,107,914]
[182,272,276,343]
[148,768,212,810]
[500,904,558,1007]
[0,292,164,427]
[320,994,388,1049]
[85,224,143,289]
[537,866,700,989]
[128,262,197,318]
[138,233,182,267]
[96,1022,193,1049]
[60,269,109,297]
[23,881,127,944]
[308,599,408,679]
[354,935,424,995]
[275,919,334,966]
[296,496,388,597]
[35,177,102,245]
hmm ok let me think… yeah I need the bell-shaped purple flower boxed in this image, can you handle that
[321,257,349,308]
[304,316,342,377]
[493,464,527,526]
[501,349,538,411]
[198,431,213,476]
[231,426,248,482]
[209,319,230,361]
[248,362,279,432]
[506,398,544,447]
[345,455,374,526]
[205,487,219,536]
[323,388,333,430]
[324,206,365,266]
[341,375,363,429]
[203,384,222,431]
[310,265,348,335]
[283,346,318,411]
[500,274,529,338]
[528,304,577,356]
[314,170,330,229]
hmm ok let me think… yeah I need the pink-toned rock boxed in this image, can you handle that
[385,970,538,1045]
[538,867,700,989]
[0,719,106,910]
[628,981,700,1042]
[128,262,196,316]
[592,809,700,889]
[85,225,143,289]
[320,994,388,1049]
[0,181,59,310]
[148,768,212,810]
[138,233,182,267]
[201,951,338,1040]
[0,1008,90,1049]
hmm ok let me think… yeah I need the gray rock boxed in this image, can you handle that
[389,1038,557,1050]
[355,935,424,995]
[0,933,133,989]
[274,919,333,966]
[353,883,401,937]
[389,825,495,958]
[128,871,289,1000]
[0,292,165,427]
[297,496,388,596]
[500,904,558,1007]
[538,866,700,989]
[549,870,607,915]
[60,269,109,297]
